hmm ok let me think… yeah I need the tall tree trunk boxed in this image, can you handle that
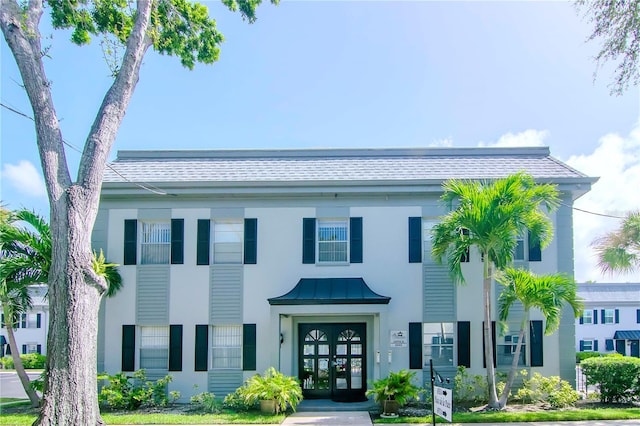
[498,314,528,408]
[483,257,499,409]
[1,305,40,407]
[1,1,153,424]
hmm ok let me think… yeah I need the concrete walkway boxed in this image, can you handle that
[282,411,372,425]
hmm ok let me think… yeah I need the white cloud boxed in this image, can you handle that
[479,129,549,148]
[429,138,454,148]
[2,160,47,198]
[565,127,640,283]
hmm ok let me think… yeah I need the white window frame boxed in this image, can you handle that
[514,233,526,261]
[422,220,438,255]
[422,322,455,367]
[211,325,242,369]
[139,326,169,370]
[25,343,39,354]
[213,220,243,264]
[603,309,615,324]
[497,329,526,367]
[25,313,38,329]
[140,221,171,264]
[581,339,594,352]
[582,310,593,324]
[317,219,348,263]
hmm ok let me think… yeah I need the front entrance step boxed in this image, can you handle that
[282,411,373,426]
[296,399,378,412]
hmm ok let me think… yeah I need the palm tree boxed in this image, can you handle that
[0,208,122,407]
[496,268,583,408]
[431,172,560,409]
[593,211,640,275]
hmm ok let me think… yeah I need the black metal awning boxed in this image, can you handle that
[614,330,640,340]
[268,278,391,305]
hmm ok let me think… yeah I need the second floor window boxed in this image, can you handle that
[582,310,593,324]
[603,309,615,324]
[141,221,170,264]
[214,220,243,264]
[318,220,348,263]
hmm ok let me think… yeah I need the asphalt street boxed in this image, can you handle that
[0,371,41,399]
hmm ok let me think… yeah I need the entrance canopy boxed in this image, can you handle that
[268,278,390,305]
[614,330,640,340]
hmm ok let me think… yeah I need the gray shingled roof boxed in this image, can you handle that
[103,147,593,185]
[577,283,640,303]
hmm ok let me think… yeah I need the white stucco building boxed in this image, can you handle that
[1,285,49,357]
[576,283,640,357]
[94,146,594,401]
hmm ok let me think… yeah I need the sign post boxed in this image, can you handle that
[430,359,452,424]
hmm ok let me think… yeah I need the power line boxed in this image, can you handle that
[1,101,169,196]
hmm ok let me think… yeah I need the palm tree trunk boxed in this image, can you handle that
[2,304,40,407]
[484,257,499,408]
[498,314,528,408]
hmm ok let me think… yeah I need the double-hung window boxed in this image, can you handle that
[140,326,169,369]
[318,220,348,263]
[513,231,542,262]
[582,310,593,324]
[141,221,171,264]
[213,220,243,264]
[580,339,595,352]
[211,325,242,369]
[423,322,455,367]
[497,332,526,366]
[603,309,615,324]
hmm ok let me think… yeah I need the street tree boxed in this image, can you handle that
[0,208,123,407]
[496,268,583,408]
[431,172,560,409]
[576,0,640,95]
[593,211,640,274]
[0,1,272,424]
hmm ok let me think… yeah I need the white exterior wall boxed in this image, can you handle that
[1,285,48,358]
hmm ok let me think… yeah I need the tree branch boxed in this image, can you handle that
[78,0,154,201]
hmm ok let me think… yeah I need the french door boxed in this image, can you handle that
[298,323,367,402]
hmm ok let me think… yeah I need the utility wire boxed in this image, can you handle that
[1,101,169,196]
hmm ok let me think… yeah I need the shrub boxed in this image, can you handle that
[0,353,46,369]
[576,351,603,363]
[453,366,486,405]
[366,369,421,406]
[223,387,257,411]
[98,370,180,410]
[190,390,220,413]
[515,373,580,408]
[239,367,303,414]
[581,356,640,403]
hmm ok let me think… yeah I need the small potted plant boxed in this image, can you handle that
[240,367,303,414]
[366,369,420,417]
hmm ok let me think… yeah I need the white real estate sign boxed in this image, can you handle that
[434,385,452,422]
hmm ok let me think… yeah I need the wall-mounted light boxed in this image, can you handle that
[376,350,380,364]
[280,333,284,345]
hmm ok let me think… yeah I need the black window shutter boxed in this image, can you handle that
[170,219,184,265]
[196,220,211,266]
[1,313,4,328]
[36,313,41,328]
[244,218,258,265]
[169,325,183,371]
[616,339,625,355]
[529,320,543,367]
[124,219,137,265]
[593,309,598,324]
[22,344,26,354]
[606,339,614,351]
[528,230,542,262]
[122,325,135,372]
[302,218,316,264]
[601,309,605,324]
[21,314,26,329]
[457,321,471,368]
[637,309,640,323]
[5,344,10,355]
[579,340,584,351]
[36,344,42,354]
[615,309,619,324]
[350,217,363,264]
[409,322,422,369]
[482,321,496,368]
[579,315,584,325]
[243,324,257,371]
[408,217,422,263]
[195,325,209,372]
[594,340,599,351]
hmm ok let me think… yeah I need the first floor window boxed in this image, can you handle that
[141,221,170,264]
[140,326,169,369]
[581,339,594,352]
[23,343,39,354]
[317,219,348,263]
[497,328,526,366]
[514,233,525,261]
[212,325,242,369]
[423,323,454,367]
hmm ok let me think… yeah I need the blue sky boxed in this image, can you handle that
[1,1,639,282]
